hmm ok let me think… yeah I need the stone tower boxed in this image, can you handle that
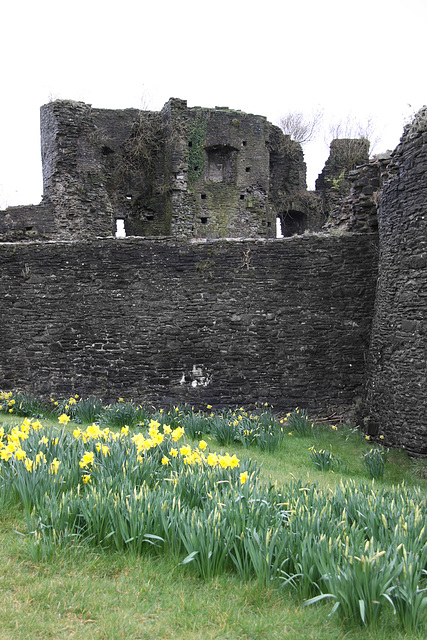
[364,107,427,455]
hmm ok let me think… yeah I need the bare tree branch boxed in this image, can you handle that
[278,109,323,146]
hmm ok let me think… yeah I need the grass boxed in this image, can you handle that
[0,393,426,639]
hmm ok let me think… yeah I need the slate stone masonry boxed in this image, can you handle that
[364,108,427,455]
[0,234,377,412]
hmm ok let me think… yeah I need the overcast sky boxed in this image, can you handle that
[1,0,426,208]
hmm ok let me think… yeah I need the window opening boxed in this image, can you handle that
[281,211,305,237]
[201,193,207,200]
[115,219,126,238]
[240,194,245,200]
[245,167,251,172]
[206,145,237,184]
[276,217,283,238]
[242,141,247,146]
[200,217,208,224]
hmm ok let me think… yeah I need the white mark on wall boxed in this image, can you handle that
[179,365,212,387]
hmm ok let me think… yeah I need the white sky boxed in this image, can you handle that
[1,0,426,208]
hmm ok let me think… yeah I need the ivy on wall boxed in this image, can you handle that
[188,113,208,184]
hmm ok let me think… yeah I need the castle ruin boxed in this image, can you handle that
[0,99,426,455]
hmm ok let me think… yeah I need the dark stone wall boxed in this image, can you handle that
[324,155,392,233]
[316,138,370,217]
[40,100,117,239]
[364,108,427,455]
[0,204,55,242]
[0,234,377,410]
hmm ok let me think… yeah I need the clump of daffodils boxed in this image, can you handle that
[1,414,242,488]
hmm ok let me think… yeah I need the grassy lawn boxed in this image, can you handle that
[0,396,426,639]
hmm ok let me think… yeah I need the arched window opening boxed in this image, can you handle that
[281,210,306,237]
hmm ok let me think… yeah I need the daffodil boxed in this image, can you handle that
[86,424,102,439]
[50,458,61,475]
[79,451,95,469]
[35,451,47,466]
[15,447,27,461]
[0,446,13,461]
[207,453,218,467]
[172,427,184,442]
[180,445,191,457]
[58,414,70,425]
[240,471,249,485]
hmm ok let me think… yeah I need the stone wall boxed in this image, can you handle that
[0,234,378,411]
[324,154,392,233]
[0,203,54,242]
[364,108,427,455]
[316,138,370,217]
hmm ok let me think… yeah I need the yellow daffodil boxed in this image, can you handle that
[79,451,95,469]
[15,447,27,461]
[86,424,102,439]
[240,471,249,485]
[207,453,218,467]
[58,414,70,425]
[50,458,61,475]
[171,427,184,442]
[180,445,191,457]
